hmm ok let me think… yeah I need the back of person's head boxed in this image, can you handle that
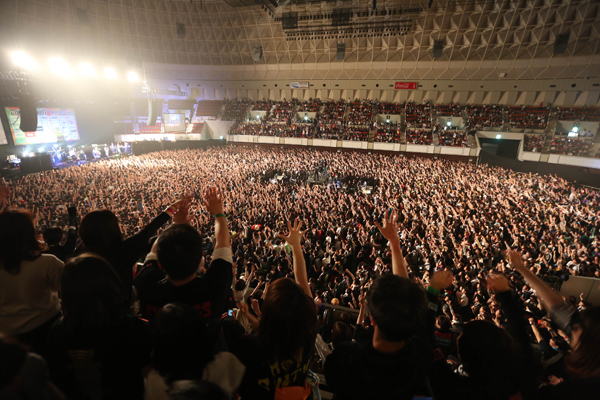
[61,254,128,331]
[258,278,317,360]
[436,315,452,330]
[331,321,352,349]
[79,210,121,256]
[157,224,203,281]
[366,274,427,342]
[234,279,246,292]
[169,380,228,400]
[568,306,600,378]
[43,227,63,246]
[153,303,213,383]
[457,320,521,398]
[0,210,43,275]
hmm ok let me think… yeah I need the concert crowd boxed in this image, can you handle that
[1,146,599,400]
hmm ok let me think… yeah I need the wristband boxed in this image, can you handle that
[165,207,176,217]
[215,213,227,219]
[426,286,441,296]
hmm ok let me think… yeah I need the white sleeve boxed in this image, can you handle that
[212,247,233,264]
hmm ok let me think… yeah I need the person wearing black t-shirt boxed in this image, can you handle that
[134,187,233,347]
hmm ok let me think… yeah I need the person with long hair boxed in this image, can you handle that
[45,254,152,400]
[0,210,63,354]
[78,197,189,294]
[233,218,318,399]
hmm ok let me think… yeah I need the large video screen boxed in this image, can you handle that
[162,113,186,133]
[5,107,81,145]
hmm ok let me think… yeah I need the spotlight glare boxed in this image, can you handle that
[11,51,36,70]
[49,57,73,78]
[80,62,96,77]
[104,67,117,79]
[572,126,578,133]
[127,71,138,82]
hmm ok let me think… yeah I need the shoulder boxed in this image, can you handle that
[34,253,64,267]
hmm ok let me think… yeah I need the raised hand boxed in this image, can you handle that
[429,269,454,291]
[374,208,400,243]
[278,217,305,247]
[486,274,510,293]
[204,187,224,216]
[173,194,193,224]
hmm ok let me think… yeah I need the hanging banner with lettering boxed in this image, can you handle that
[290,82,309,89]
[394,82,418,90]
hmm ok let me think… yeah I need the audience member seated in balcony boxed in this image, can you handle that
[436,127,468,147]
[378,102,404,115]
[320,99,347,125]
[373,121,402,143]
[196,100,224,117]
[343,127,370,141]
[218,98,252,122]
[267,99,297,124]
[230,122,263,136]
[252,99,275,112]
[466,104,503,129]
[347,100,376,126]
[508,106,549,130]
[287,124,315,138]
[405,100,432,129]
[294,113,318,124]
[524,134,545,152]
[296,98,322,113]
[406,129,433,145]
[314,124,346,140]
[549,137,592,157]
[556,106,600,122]
[190,123,204,133]
[435,102,462,117]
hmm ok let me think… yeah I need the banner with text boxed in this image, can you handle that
[291,82,309,89]
[395,82,418,90]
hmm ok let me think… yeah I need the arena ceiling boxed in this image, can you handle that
[0,0,599,81]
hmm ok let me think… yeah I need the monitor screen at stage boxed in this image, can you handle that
[162,113,186,133]
[5,107,81,145]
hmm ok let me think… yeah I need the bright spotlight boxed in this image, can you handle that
[104,67,117,79]
[80,62,96,77]
[49,57,73,77]
[11,51,36,70]
[256,115,260,119]
[386,119,390,123]
[126,71,138,82]
[496,134,502,139]
[38,147,44,152]
[220,136,224,139]
[447,121,452,126]
[572,126,578,133]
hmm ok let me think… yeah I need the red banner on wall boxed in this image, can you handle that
[394,82,418,90]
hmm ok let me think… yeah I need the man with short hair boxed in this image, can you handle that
[134,187,232,346]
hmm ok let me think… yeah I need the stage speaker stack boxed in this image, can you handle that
[337,43,346,60]
[19,95,38,132]
[554,32,570,55]
[252,46,263,62]
[148,99,157,126]
[433,40,444,58]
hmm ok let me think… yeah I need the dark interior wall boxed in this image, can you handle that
[479,138,521,159]
[479,151,600,187]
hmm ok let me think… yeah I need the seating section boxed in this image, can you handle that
[296,98,321,112]
[190,123,204,133]
[405,101,432,128]
[508,106,549,130]
[523,134,544,152]
[373,122,402,143]
[466,104,503,129]
[347,100,376,126]
[196,100,224,117]
[436,127,468,147]
[138,122,162,134]
[267,99,297,123]
[219,98,252,122]
[231,122,314,138]
[252,99,275,112]
[344,127,370,141]
[378,102,404,115]
[406,129,433,145]
[556,106,600,121]
[435,102,462,117]
[549,137,593,156]
[320,99,347,125]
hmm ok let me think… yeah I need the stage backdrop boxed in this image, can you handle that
[5,107,81,145]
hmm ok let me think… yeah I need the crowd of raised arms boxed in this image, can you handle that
[1,145,600,400]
